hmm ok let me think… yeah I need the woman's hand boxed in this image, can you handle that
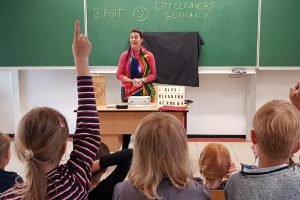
[132,78,143,88]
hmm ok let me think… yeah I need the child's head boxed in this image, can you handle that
[0,132,11,169]
[199,143,231,183]
[91,142,110,190]
[15,107,69,200]
[252,100,300,160]
[128,112,193,199]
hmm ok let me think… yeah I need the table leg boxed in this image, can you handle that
[101,135,123,152]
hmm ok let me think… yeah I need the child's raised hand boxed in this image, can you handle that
[72,20,92,76]
[289,81,300,111]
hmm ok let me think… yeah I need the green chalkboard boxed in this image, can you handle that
[0,0,83,66]
[260,0,300,66]
[88,0,258,66]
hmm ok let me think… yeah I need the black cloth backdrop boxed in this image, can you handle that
[143,32,204,87]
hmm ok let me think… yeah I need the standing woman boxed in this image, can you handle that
[116,29,157,149]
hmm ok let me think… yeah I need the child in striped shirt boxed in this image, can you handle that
[0,20,100,200]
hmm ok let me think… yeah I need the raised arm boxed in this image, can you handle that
[68,20,100,189]
[73,20,91,76]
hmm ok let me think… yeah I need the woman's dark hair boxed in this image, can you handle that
[130,28,143,40]
[125,28,143,61]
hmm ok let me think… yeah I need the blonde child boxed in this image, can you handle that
[252,143,295,167]
[199,143,231,190]
[0,133,23,193]
[225,100,300,199]
[113,112,211,200]
[0,20,100,199]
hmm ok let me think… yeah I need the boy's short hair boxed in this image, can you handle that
[253,100,300,160]
[199,143,231,180]
[0,132,11,165]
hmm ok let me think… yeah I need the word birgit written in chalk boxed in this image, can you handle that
[94,8,125,19]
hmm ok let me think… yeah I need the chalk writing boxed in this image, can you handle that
[133,6,149,21]
[164,11,208,20]
[94,8,124,19]
[154,1,216,20]
[155,1,216,11]
[92,1,216,21]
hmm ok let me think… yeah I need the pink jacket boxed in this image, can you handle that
[116,49,156,85]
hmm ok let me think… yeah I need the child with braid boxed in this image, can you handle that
[199,143,231,190]
[0,20,100,200]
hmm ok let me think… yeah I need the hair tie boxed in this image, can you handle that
[24,149,34,161]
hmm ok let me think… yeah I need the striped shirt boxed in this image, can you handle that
[0,76,100,200]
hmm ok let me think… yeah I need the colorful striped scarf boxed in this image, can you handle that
[124,47,155,99]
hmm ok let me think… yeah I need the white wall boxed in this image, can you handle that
[0,71,14,133]
[186,74,247,135]
[19,70,78,133]
[0,69,300,137]
[256,71,300,109]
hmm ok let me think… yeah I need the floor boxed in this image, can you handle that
[6,140,300,180]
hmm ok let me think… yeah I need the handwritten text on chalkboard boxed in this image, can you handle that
[155,1,216,20]
[94,8,124,18]
[93,1,216,21]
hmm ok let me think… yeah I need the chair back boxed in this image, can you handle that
[211,190,225,200]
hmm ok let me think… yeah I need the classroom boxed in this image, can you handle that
[1,0,299,139]
[1,0,300,199]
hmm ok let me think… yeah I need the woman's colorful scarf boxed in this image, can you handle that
[124,47,155,100]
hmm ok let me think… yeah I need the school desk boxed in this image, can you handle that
[97,103,188,152]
